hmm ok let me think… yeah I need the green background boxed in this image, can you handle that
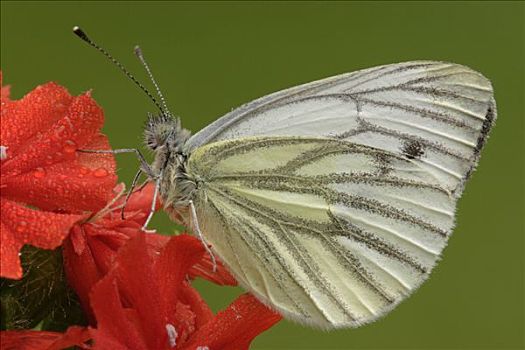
[1,1,524,349]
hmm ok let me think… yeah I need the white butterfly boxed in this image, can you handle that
[74,27,496,330]
[152,61,496,329]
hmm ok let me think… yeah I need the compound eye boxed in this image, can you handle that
[144,114,177,150]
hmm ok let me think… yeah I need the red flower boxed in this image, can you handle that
[63,182,236,322]
[0,74,117,279]
[63,182,161,321]
[1,73,281,349]
[89,234,282,350]
[1,234,280,350]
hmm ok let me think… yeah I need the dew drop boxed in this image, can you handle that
[0,145,8,160]
[63,140,77,154]
[16,221,28,233]
[165,324,177,348]
[79,167,90,175]
[55,125,66,136]
[33,167,46,178]
[93,168,108,178]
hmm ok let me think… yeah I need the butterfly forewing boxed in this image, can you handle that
[186,61,496,195]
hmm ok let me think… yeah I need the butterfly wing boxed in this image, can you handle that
[186,61,496,196]
[187,137,458,328]
[183,61,496,328]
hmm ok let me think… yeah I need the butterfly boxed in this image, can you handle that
[74,28,496,329]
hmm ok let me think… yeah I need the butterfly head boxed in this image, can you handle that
[144,113,191,154]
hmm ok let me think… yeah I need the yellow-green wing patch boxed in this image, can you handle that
[188,137,455,329]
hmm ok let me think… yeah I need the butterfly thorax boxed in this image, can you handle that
[158,151,195,207]
[144,113,196,221]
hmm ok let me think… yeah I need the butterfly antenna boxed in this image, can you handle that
[134,45,173,118]
[72,26,166,115]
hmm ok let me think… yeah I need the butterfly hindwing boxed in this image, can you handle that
[187,137,456,328]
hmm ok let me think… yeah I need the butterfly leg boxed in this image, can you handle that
[79,148,160,231]
[121,168,143,219]
[78,148,155,178]
[141,174,160,232]
[189,199,217,272]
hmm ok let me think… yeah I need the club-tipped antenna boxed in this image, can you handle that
[72,26,166,115]
[134,46,173,118]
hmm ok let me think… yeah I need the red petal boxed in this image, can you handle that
[88,234,211,349]
[77,133,116,174]
[156,235,206,306]
[89,273,148,350]
[2,134,116,212]
[1,82,73,153]
[46,326,91,350]
[0,198,84,248]
[182,294,282,350]
[62,183,163,323]
[62,222,140,323]
[0,221,22,279]
[2,91,105,176]
[83,228,125,273]
[63,232,105,323]
[0,330,59,350]
[1,199,84,279]
[116,182,160,214]
[113,234,168,349]
[178,281,214,329]
[0,326,90,350]
[155,235,206,339]
[189,253,238,286]
[144,231,170,251]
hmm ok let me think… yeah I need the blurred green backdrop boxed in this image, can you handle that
[1,1,524,349]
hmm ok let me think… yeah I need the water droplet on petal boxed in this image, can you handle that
[0,145,8,161]
[79,167,90,175]
[33,167,46,178]
[63,140,77,154]
[55,125,66,136]
[93,168,108,178]
[16,221,28,233]
[165,324,177,348]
